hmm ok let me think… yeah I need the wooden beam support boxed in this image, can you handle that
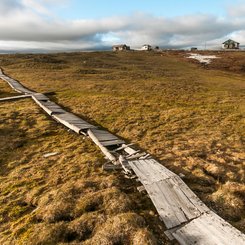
[111,143,135,153]
[0,95,32,102]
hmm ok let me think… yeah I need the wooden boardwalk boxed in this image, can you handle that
[32,93,97,134]
[1,68,244,245]
[0,71,33,94]
[129,158,209,229]
[128,157,244,244]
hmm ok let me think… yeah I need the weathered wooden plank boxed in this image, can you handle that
[144,178,201,229]
[32,93,49,101]
[0,95,32,102]
[52,113,96,133]
[33,92,95,133]
[129,159,177,184]
[88,129,117,163]
[1,77,19,90]
[174,177,209,214]
[119,155,132,174]
[111,143,135,152]
[53,112,83,121]
[89,129,125,145]
[53,117,93,126]
[172,211,245,245]
[0,75,33,94]
[94,134,119,140]
[100,140,125,147]
[53,112,95,126]
[33,99,66,115]
[126,152,149,160]
[122,144,141,155]
[95,136,119,141]
[90,129,118,137]
[129,160,210,229]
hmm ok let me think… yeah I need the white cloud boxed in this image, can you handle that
[0,1,245,51]
[0,0,23,15]
[21,0,51,15]
[230,30,245,44]
[227,2,245,17]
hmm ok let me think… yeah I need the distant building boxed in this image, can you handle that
[141,44,152,51]
[112,44,130,51]
[191,47,198,51]
[222,39,240,49]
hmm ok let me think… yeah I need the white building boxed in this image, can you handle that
[222,39,240,49]
[141,44,152,51]
[112,44,130,51]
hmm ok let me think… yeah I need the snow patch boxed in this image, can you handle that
[187,53,218,64]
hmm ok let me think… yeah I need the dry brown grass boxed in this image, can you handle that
[0,99,168,244]
[0,50,244,233]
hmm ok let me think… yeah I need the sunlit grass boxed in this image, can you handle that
[1,50,245,233]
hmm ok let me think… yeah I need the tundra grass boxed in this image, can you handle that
[0,99,168,244]
[1,51,245,232]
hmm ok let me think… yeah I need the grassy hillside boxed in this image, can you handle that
[0,99,167,244]
[0,51,244,234]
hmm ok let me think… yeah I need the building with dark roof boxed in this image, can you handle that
[112,44,130,51]
[222,39,240,49]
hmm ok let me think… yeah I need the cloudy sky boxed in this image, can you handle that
[0,0,245,52]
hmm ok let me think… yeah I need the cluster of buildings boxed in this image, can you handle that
[112,39,241,51]
[112,44,156,51]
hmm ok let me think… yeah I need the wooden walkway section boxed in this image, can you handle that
[1,68,244,245]
[32,93,97,134]
[172,211,245,245]
[128,157,244,244]
[0,70,33,94]
[88,128,125,147]
[129,158,209,229]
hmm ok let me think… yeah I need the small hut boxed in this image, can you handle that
[141,44,152,51]
[222,39,240,49]
[112,44,130,51]
[191,47,198,51]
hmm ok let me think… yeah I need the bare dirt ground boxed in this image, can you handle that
[0,50,244,239]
